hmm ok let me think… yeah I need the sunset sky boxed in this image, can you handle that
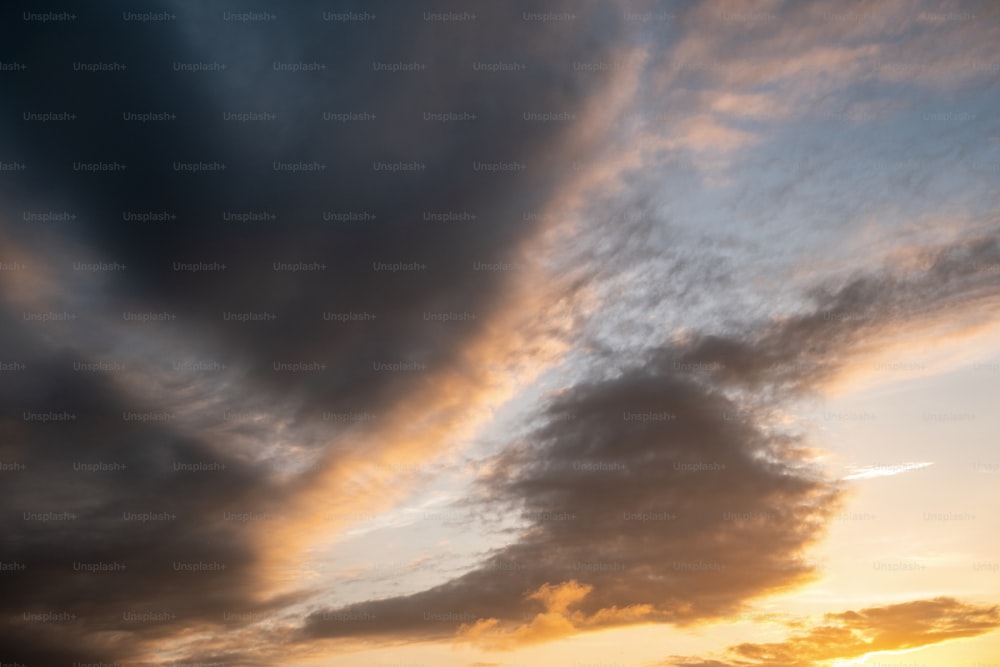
[1,1,999,666]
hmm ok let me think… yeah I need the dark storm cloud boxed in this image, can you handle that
[302,377,839,641]
[300,350,841,644]
[0,0,632,664]
[0,338,302,664]
[2,0,627,422]
[299,231,1000,646]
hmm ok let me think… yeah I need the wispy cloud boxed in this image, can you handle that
[842,461,934,481]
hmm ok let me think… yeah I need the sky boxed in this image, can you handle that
[1,1,999,666]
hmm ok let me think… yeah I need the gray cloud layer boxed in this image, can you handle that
[0,0,629,664]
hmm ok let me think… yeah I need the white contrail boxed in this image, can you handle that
[842,461,934,481]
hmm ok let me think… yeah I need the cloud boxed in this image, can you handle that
[668,596,1000,667]
[0,0,634,663]
[298,227,1000,649]
[458,580,656,649]
[2,0,998,664]
[669,234,1000,389]
[298,332,845,643]
[842,461,934,481]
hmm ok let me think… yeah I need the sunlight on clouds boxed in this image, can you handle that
[458,580,656,650]
[2,0,999,665]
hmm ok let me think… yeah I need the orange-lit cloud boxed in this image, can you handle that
[458,580,656,649]
[669,596,1000,667]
